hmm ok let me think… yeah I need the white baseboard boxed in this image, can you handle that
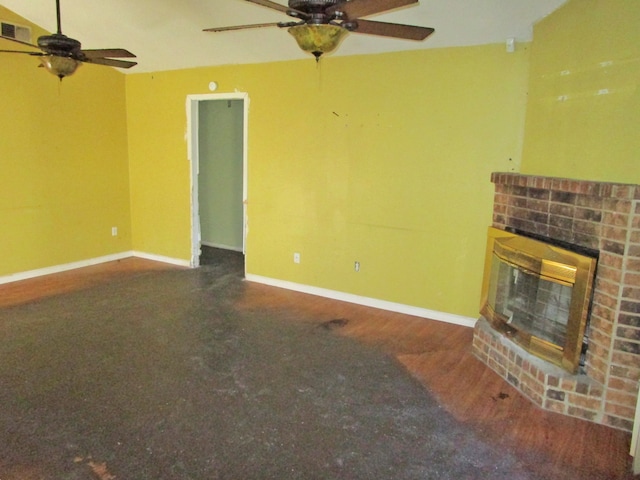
[0,251,135,285]
[131,251,191,267]
[245,274,477,328]
[0,251,191,285]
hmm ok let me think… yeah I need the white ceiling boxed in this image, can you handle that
[1,0,567,73]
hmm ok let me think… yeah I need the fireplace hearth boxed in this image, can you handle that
[473,173,640,431]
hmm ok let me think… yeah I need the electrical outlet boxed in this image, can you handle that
[293,252,301,264]
[111,226,118,236]
[354,261,360,272]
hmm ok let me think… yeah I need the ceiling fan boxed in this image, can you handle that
[204,0,435,60]
[0,0,137,79]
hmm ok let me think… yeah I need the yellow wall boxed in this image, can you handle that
[7,2,635,320]
[521,0,640,183]
[0,6,132,276]
[10,2,634,320]
[127,44,530,317]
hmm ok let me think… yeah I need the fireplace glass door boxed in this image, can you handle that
[481,227,597,373]
[488,256,572,347]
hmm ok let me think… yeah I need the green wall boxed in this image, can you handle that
[198,99,244,251]
[127,44,530,318]
[0,6,132,277]
[521,0,640,183]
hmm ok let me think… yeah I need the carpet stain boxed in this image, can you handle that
[319,318,349,330]
[74,455,117,480]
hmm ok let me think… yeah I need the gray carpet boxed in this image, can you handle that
[0,254,543,479]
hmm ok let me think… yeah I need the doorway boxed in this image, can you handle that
[187,93,249,269]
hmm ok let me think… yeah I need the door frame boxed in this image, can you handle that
[186,92,249,268]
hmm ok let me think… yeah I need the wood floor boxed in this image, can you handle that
[0,257,637,479]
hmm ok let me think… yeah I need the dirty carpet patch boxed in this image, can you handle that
[0,265,539,479]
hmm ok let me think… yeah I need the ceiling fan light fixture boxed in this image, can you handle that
[39,54,80,79]
[287,24,347,60]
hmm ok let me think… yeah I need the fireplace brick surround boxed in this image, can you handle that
[472,172,640,431]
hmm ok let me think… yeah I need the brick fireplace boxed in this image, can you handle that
[472,172,640,431]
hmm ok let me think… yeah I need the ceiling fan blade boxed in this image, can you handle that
[81,48,136,59]
[83,57,138,69]
[204,22,292,33]
[0,48,43,56]
[352,19,434,40]
[0,34,40,49]
[328,0,418,19]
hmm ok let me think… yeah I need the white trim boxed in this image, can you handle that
[0,251,134,285]
[187,95,201,268]
[131,251,191,267]
[245,274,477,328]
[186,92,249,270]
[0,251,191,285]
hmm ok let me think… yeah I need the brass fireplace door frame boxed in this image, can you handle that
[480,227,597,374]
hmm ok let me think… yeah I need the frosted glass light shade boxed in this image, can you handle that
[288,24,348,60]
[39,55,81,79]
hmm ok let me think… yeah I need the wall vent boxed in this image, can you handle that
[1,21,32,44]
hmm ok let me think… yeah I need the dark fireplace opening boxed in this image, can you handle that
[480,227,598,374]
[504,225,600,261]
